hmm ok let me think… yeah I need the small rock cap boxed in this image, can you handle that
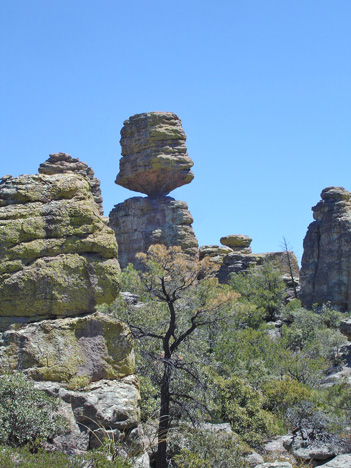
[220,235,252,248]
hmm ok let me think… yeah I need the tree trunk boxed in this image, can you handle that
[156,361,172,468]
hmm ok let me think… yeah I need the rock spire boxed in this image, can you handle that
[300,186,351,310]
[109,112,198,268]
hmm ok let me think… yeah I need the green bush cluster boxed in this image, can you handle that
[0,372,66,446]
[2,256,348,467]
[171,426,248,468]
[0,443,133,468]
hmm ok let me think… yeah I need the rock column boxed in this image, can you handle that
[300,186,351,310]
[109,112,198,269]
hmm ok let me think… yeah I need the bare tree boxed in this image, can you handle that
[282,236,298,299]
[116,245,238,468]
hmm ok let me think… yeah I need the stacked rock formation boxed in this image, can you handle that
[0,172,119,329]
[110,112,198,269]
[0,163,149,463]
[200,235,299,296]
[39,152,104,215]
[300,186,351,311]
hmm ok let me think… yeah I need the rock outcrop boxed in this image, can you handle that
[110,112,198,268]
[110,196,198,269]
[0,162,148,462]
[116,112,194,196]
[300,187,351,310]
[200,235,299,291]
[0,173,120,329]
[0,313,147,458]
[39,152,104,215]
[0,312,134,386]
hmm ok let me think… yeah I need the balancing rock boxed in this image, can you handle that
[39,152,104,215]
[300,186,351,310]
[116,112,194,196]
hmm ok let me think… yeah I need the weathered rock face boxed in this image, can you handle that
[39,152,104,215]
[0,173,120,329]
[35,377,144,455]
[0,313,148,460]
[300,187,351,310]
[0,312,134,386]
[217,250,299,286]
[116,112,194,196]
[199,234,300,297]
[109,196,198,269]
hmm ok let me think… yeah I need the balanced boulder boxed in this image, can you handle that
[110,112,198,268]
[116,112,194,196]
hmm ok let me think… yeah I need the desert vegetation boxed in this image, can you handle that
[1,246,351,467]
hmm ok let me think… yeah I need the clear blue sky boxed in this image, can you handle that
[1,1,351,264]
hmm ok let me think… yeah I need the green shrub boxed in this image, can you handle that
[0,372,66,446]
[171,426,248,468]
[229,261,285,321]
[0,443,133,467]
[211,374,279,446]
[263,377,313,416]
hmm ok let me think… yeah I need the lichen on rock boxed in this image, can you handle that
[109,196,198,269]
[0,312,134,386]
[0,173,120,329]
[116,112,194,196]
[39,152,104,215]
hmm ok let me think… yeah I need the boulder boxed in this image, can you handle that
[109,196,198,269]
[0,312,149,462]
[35,376,144,454]
[39,152,104,215]
[320,454,351,467]
[300,186,351,310]
[340,319,351,340]
[245,452,264,467]
[254,463,293,468]
[220,234,252,253]
[116,112,194,196]
[0,312,134,386]
[0,173,120,329]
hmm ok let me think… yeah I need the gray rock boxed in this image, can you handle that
[320,454,351,467]
[300,186,351,310]
[340,319,351,340]
[245,451,264,467]
[109,196,198,269]
[254,463,293,468]
[116,112,194,196]
[220,234,252,249]
[0,312,134,385]
[35,376,143,455]
[217,250,299,285]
